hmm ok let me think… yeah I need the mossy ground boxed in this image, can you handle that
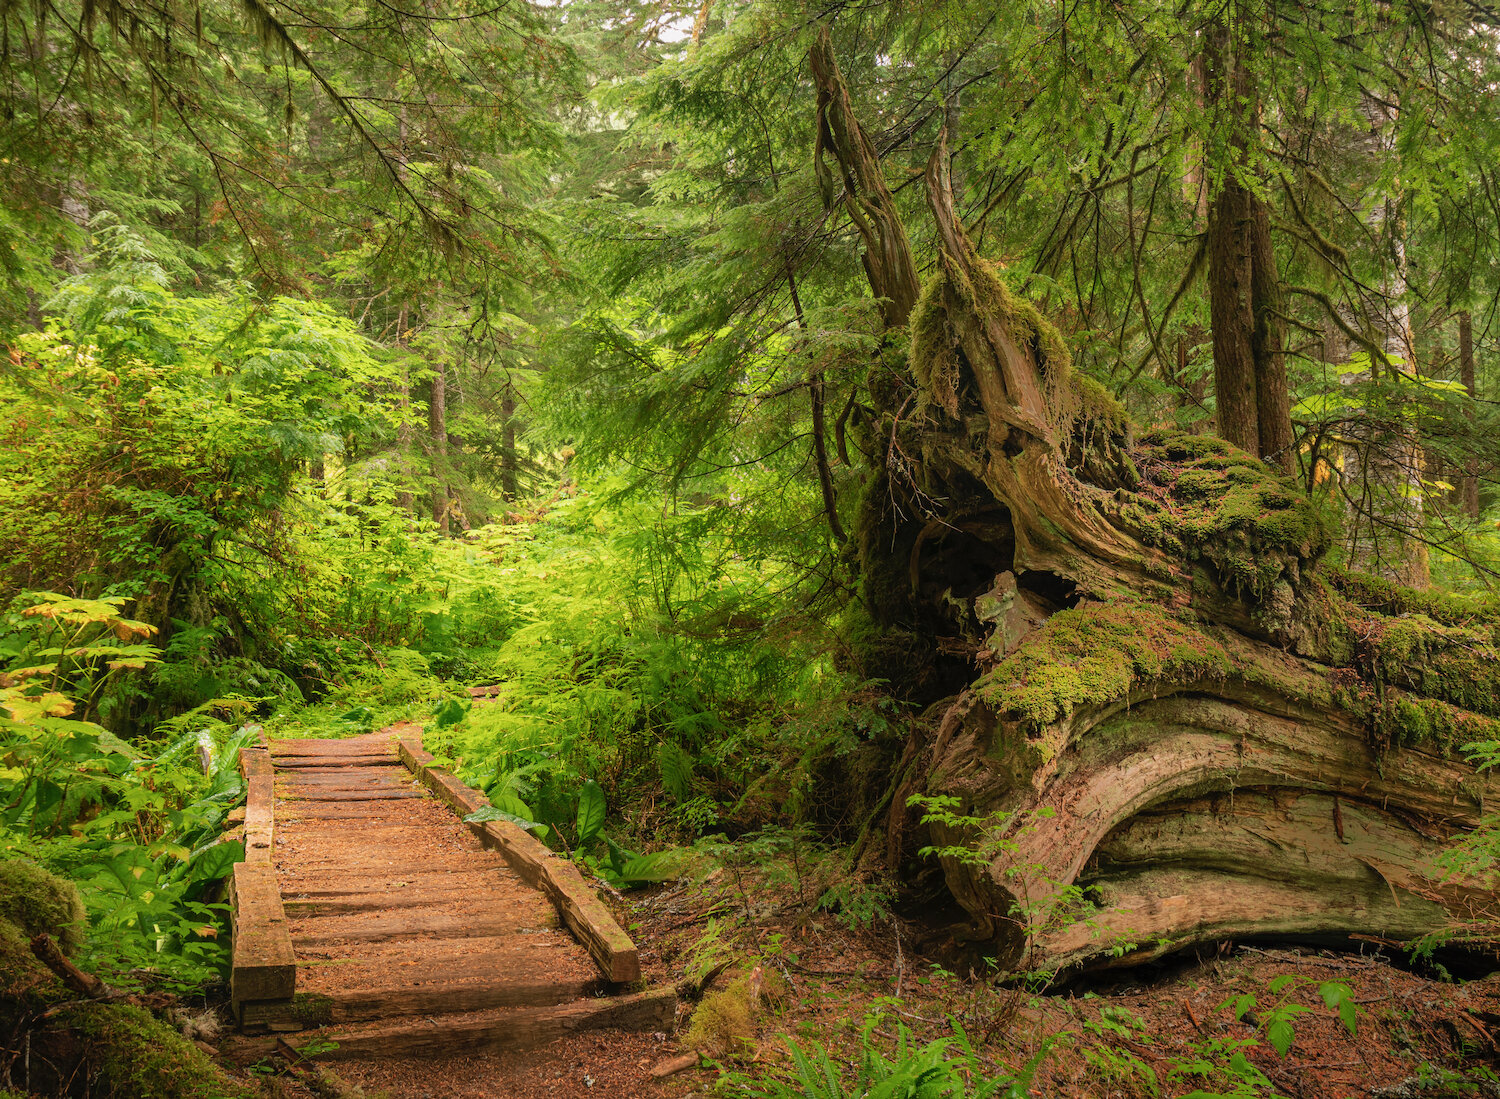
[66,1002,258,1099]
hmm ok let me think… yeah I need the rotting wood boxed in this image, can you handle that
[397,737,643,982]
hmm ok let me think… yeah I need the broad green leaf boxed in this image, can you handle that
[576,779,606,846]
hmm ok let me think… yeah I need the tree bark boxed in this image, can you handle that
[1204,25,1259,456]
[1461,311,1480,519]
[1249,195,1293,473]
[501,382,519,504]
[810,28,919,333]
[395,307,415,515]
[430,358,450,535]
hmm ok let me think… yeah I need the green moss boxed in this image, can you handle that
[1121,431,1332,600]
[0,858,86,955]
[974,600,1233,735]
[291,990,334,1028]
[1328,567,1500,628]
[67,1002,258,1099]
[1371,691,1500,754]
[0,916,49,998]
[909,253,1073,422]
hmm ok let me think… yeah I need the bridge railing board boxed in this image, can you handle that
[230,730,298,1030]
[397,737,643,984]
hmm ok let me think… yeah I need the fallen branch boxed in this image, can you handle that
[29,934,120,1001]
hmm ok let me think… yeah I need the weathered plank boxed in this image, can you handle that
[282,888,481,916]
[290,910,555,946]
[397,737,642,983]
[271,756,397,769]
[239,742,276,863]
[311,978,609,1023]
[277,789,422,802]
[230,861,297,1019]
[301,988,677,1059]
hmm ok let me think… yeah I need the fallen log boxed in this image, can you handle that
[807,31,1500,974]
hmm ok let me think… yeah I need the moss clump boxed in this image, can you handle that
[1371,690,1500,755]
[1121,431,1332,600]
[974,600,1233,736]
[682,966,787,1058]
[67,1002,258,1099]
[1356,612,1500,719]
[909,254,1073,422]
[0,857,87,954]
[1329,567,1500,629]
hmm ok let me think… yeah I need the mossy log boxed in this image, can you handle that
[808,39,1500,975]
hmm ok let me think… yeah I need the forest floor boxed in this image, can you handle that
[244,859,1500,1099]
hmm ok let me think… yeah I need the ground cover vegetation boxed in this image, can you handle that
[4,0,1500,1091]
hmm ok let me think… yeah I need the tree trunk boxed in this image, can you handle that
[430,358,450,535]
[1249,195,1293,473]
[1461,311,1480,520]
[1203,25,1292,470]
[395,307,415,515]
[809,38,1500,977]
[501,383,519,504]
[1204,25,1259,457]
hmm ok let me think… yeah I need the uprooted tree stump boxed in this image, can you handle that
[810,30,1500,975]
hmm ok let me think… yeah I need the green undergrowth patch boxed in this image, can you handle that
[0,859,253,1099]
[1123,431,1332,599]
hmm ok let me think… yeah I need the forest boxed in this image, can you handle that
[3,0,1500,1093]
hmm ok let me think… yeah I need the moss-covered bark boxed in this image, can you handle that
[810,44,1500,975]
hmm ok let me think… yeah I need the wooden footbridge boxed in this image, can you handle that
[227,723,674,1058]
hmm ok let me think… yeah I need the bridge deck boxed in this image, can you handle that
[229,726,672,1058]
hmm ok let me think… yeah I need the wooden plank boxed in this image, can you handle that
[282,888,482,916]
[272,756,396,769]
[537,860,641,984]
[277,789,422,802]
[240,744,276,863]
[298,988,678,1060]
[289,910,555,946]
[397,736,642,983]
[231,861,297,1015]
[313,978,608,1023]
